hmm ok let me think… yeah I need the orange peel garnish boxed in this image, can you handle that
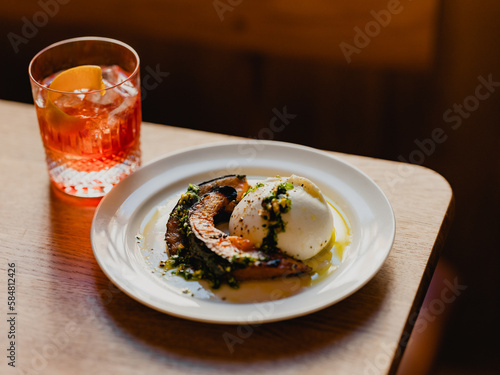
[46,65,106,132]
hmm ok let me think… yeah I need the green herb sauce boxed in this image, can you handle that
[259,182,293,253]
[164,183,240,289]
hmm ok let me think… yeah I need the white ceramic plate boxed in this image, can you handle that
[91,140,395,324]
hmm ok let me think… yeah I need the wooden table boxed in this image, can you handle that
[0,99,453,374]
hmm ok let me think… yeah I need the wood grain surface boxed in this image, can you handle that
[0,99,453,375]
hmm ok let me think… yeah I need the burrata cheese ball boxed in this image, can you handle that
[229,175,334,260]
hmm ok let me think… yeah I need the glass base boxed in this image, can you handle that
[46,148,141,198]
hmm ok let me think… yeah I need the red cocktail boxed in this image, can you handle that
[29,37,141,197]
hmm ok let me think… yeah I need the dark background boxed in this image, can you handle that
[2,1,499,373]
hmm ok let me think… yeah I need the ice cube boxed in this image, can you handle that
[53,92,84,112]
[115,80,139,98]
[86,88,124,107]
[101,65,123,86]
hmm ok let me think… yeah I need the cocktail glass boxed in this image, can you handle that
[29,36,141,198]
